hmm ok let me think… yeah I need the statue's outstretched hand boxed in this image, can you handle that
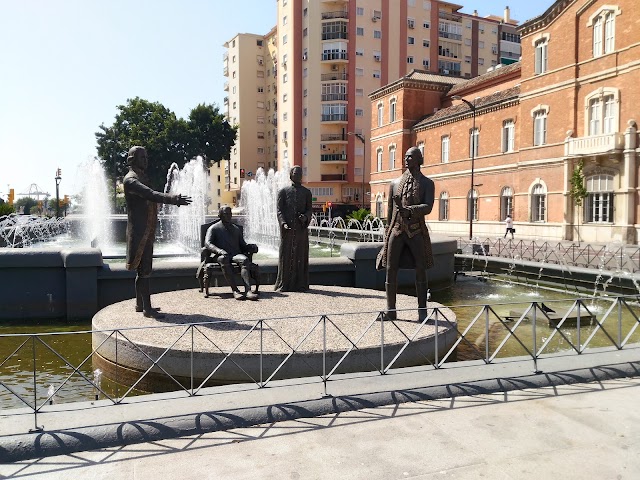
[176,194,192,206]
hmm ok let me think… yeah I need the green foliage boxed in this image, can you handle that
[569,160,588,206]
[0,203,15,216]
[96,98,236,190]
[346,208,371,222]
[14,197,37,215]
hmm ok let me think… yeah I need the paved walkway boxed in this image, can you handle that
[1,375,638,479]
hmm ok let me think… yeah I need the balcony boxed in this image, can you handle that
[566,132,624,157]
[322,30,348,41]
[321,114,348,122]
[322,11,348,20]
[321,93,348,102]
[321,133,347,142]
[320,153,347,162]
[223,66,229,76]
[321,72,348,81]
[321,174,347,181]
[322,52,348,61]
[439,11,462,22]
[223,81,229,91]
[438,31,462,41]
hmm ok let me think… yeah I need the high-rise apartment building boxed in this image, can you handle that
[224,1,518,213]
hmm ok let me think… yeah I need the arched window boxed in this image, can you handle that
[467,189,478,221]
[439,192,449,221]
[376,148,383,172]
[531,183,546,222]
[377,102,384,127]
[500,186,513,220]
[389,98,397,122]
[585,174,614,223]
[389,145,396,170]
[375,194,384,219]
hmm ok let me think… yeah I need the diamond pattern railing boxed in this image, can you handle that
[1,295,640,432]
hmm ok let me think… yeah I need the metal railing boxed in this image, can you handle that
[457,238,640,273]
[2,296,639,432]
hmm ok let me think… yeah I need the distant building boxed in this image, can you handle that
[369,0,640,243]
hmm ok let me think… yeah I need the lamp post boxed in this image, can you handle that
[452,95,477,240]
[54,168,62,218]
[348,132,366,209]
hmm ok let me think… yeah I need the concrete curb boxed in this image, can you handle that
[1,359,638,463]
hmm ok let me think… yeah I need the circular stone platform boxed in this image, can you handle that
[92,286,457,391]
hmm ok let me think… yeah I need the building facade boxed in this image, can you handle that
[223,0,517,213]
[370,0,640,243]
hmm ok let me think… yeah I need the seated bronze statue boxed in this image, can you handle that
[197,206,260,300]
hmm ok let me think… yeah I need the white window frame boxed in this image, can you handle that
[377,102,384,127]
[441,135,449,163]
[389,98,397,122]
[531,105,549,146]
[389,146,396,170]
[531,182,547,222]
[585,174,614,223]
[502,120,515,152]
[469,128,479,158]
[533,34,549,74]
[584,87,619,136]
[587,7,620,57]
[439,191,449,221]
[376,148,383,172]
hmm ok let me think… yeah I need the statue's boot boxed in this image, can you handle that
[140,277,165,318]
[241,267,258,300]
[221,263,244,300]
[385,282,397,321]
[135,276,161,313]
[416,281,428,322]
[251,265,260,294]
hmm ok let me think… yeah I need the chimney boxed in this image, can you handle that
[473,9,478,16]
[504,6,511,23]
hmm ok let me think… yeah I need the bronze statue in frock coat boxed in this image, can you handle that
[275,165,313,292]
[376,147,434,321]
[124,146,191,318]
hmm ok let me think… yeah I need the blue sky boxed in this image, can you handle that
[0,0,543,201]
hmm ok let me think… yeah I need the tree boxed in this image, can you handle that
[0,202,14,217]
[96,98,237,193]
[14,197,37,215]
[569,160,588,243]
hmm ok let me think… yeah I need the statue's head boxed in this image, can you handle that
[404,146,423,167]
[127,146,148,170]
[290,165,303,184]
[218,205,232,223]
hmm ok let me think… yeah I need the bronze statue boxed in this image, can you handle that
[376,147,434,321]
[275,165,313,292]
[201,206,260,300]
[124,146,192,318]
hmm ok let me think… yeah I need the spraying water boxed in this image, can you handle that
[74,158,114,249]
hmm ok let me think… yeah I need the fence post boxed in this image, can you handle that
[259,320,264,388]
[322,315,328,396]
[380,312,385,374]
[30,336,43,432]
[532,303,541,373]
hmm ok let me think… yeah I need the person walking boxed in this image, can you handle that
[504,214,515,239]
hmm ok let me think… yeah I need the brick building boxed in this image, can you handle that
[369,0,640,243]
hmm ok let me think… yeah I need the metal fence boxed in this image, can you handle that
[458,238,640,273]
[2,295,639,432]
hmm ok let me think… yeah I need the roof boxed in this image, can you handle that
[448,62,521,96]
[413,85,520,129]
[369,69,466,99]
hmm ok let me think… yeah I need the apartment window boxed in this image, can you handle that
[356,88,364,96]
[282,15,287,25]
[356,68,364,76]
[478,41,484,49]
[232,71,236,78]
[585,174,614,223]
[283,94,288,102]
[588,91,617,135]
[374,30,382,39]
[478,58,484,65]
[423,39,430,47]
[407,56,414,64]
[469,128,479,158]
[441,136,449,163]
[439,192,449,221]
[303,88,307,97]
[283,73,288,83]
[377,103,384,127]
[465,38,472,46]
[423,21,430,29]
[232,101,237,109]
[373,10,382,20]
[502,120,515,152]
[283,34,287,45]
[408,0,415,6]
[534,38,548,74]
[356,48,364,56]
[303,28,308,37]
[357,27,364,36]
[257,101,265,109]
[408,36,415,45]
[257,40,263,47]
[464,55,471,64]
[373,70,381,78]
[257,116,265,124]
[373,50,381,61]
[531,183,546,222]
[232,55,236,63]
[310,187,334,197]
[257,132,265,139]
[423,1,431,9]
[283,0,287,5]
[356,108,364,117]
[422,59,430,68]
[303,7,307,17]
[257,71,264,78]
[389,147,396,170]
[257,147,265,154]
[257,86,264,93]
[417,142,424,157]
[591,9,617,57]
[467,189,478,221]
[357,7,364,16]
[533,109,547,146]
[390,99,397,122]
[303,68,308,77]
[500,186,513,220]
[408,18,415,29]
[283,112,288,121]
[377,148,383,171]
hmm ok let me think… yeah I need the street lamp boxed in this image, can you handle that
[54,168,62,218]
[348,132,366,209]
[452,95,477,240]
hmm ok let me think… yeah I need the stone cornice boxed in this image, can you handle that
[518,0,576,37]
